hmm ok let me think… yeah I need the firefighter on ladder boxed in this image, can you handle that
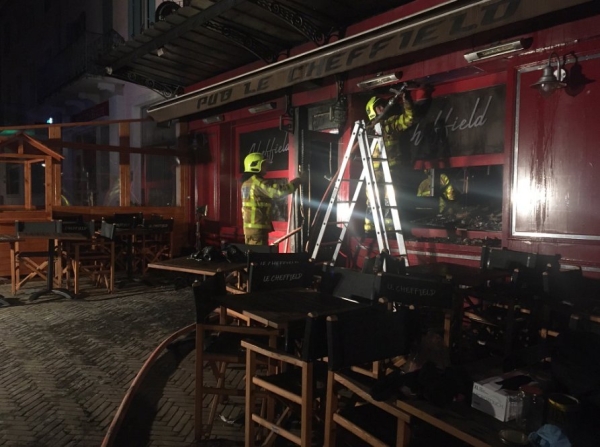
[364,87,414,234]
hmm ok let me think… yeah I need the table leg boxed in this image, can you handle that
[29,239,76,301]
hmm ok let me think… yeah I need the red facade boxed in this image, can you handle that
[190,1,600,275]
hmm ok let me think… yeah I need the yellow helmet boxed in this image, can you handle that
[365,96,383,121]
[244,152,266,173]
[440,173,450,187]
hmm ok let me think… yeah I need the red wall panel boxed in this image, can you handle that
[512,54,600,239]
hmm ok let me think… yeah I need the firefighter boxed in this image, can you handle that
[241,152,302,245]
[364,88,414,233]
[417,171,457,214]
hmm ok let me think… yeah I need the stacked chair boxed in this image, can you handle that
[192,273,279,441]
[463,247,561,358]
[324,306,414,446]
[242,311,331,447]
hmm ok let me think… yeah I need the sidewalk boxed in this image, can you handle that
[0,278,244,447]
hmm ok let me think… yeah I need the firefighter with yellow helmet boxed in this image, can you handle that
[364,88,414,233]
[241,152,302,245]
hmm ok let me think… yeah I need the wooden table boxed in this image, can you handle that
[214,288,367,330]
[147,256,246,276]
[215,288,370,351]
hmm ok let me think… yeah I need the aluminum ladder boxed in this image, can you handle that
[310,120,407,266]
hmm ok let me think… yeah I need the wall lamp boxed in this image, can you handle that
[202,115,223,124]
[357,72,402,89]
[156,47,165,57]
[248,102,277,114]
[464,38,530,63]
[531,52,566,96]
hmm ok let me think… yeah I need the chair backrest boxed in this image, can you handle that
[59,220,95,238]
[376,273,454,310]
[542,267,593,305]
[192,273,226,323]
[362,253,406,275]
[481,246,537,271]
[321,266,377,303]
[141,217,174,232]
[112,212,143,229]
[481,246,560,273]
[99,220,117,240]
[15,220,59,236]
[301,312,331,362]
[232,243,278,255]
[326,306,411,371]
[247,252,311,292]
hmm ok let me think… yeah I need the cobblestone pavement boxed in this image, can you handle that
[0,278,244,447]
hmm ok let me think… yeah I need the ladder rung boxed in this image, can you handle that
[312,121,407,267]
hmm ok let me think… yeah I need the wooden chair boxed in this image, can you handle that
[226,252,313,324]
[324,306,413,447]
[320,266,378,304]
[467,247,560,357]
[110,212,142,273]
[138,217,174,273]
[319,266,391,379]
[242,311,331,447]
[12,220,60,294]
[64,221,116,294]
[247,251,312,293]
[377,273,455,347]
[222,244,279,294]
[193,274,279,441]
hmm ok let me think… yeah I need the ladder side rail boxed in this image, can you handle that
[377,142,408,258]
[360,131,388,253]
[330,167,368,265]
[310,122,361,261]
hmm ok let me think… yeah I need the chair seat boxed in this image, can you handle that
[204,332,274,358]
[337,403,399,446]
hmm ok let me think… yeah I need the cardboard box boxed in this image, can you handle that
[471,370,532,421]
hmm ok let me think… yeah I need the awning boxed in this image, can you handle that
[148,0,591,122]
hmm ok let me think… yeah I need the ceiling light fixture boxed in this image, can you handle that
[357,72,402,90]
[248,102,277,114]
[531,52,567,96]
[464,38,530,63]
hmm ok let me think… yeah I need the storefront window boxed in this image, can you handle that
[61,125,114,206]
[406,165,503,231]
[139,155,180,206]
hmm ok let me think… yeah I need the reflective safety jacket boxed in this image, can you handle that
[373,100,414,169]
[416,174,456,213]
[241,175,295,231]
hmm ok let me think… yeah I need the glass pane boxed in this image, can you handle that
[61,147,120,207]
[31,162,46,208]
[4,163,24,205]
[139,154,179,206]
[61,125,118,206]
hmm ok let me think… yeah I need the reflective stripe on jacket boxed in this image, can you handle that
[241,175,295,231]
[373,100,414,169]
